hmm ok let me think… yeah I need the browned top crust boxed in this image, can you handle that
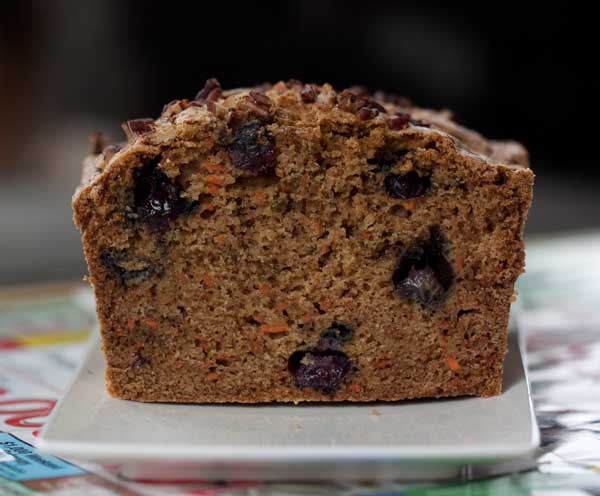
[73,79,529,227]
[77,79,529,196]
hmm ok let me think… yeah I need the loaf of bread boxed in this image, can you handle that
[73,79,533,402]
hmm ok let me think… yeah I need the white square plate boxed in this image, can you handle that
[38,323,539,481]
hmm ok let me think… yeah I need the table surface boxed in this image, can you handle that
[1,232,600,495]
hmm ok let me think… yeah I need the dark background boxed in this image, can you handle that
[1,2,598,284]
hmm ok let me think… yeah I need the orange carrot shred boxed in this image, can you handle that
[202,274,213,287]
[259,283,271,296]
[143,319,159,330]
[275,301,287,312]
[126,317,135,331]
[320,299,333,311]
[446,356,460,372]
[205,174,226,186]
[351,383,362,393]
[260,321,288,334]
[403,200,416,212]
[207,183,220,194]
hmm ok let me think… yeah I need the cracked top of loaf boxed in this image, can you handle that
[76,79,529,197]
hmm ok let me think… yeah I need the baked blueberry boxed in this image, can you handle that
[395,266,445,306]
[393,227,453,306]
[227,122,277,175]
[384,171,430,199]
[134,159,187,230]
[288,349,351,394]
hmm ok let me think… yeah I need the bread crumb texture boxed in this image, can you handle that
[74,79,533,403]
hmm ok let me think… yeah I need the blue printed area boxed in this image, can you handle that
[0,433,86,481]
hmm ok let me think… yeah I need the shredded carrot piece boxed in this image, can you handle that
[454,255,465,272]
[143,319,159,330]
[403,200,416,212]
[207,183,220,194]
[213,234,227,244]
[260,321,289,334]
[254,189,266,203]
[320,244,330,255]
[275,301,287,312]
[351,383,362,393]
[259,283,271,297]
[205,174,227,186]
[320,299,333,311]
[205,162,225,174]
[202,274,213,287]
[126,317,135,331]
[203,202,217,212]
[206,372,218,381]
[360,231,372,240]
[301,314,312,323]
[446,356,460,372]
[438,320,450,330]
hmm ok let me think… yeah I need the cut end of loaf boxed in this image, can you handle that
[74,79,533,403]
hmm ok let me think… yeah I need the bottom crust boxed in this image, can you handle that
[105,365,503,403]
